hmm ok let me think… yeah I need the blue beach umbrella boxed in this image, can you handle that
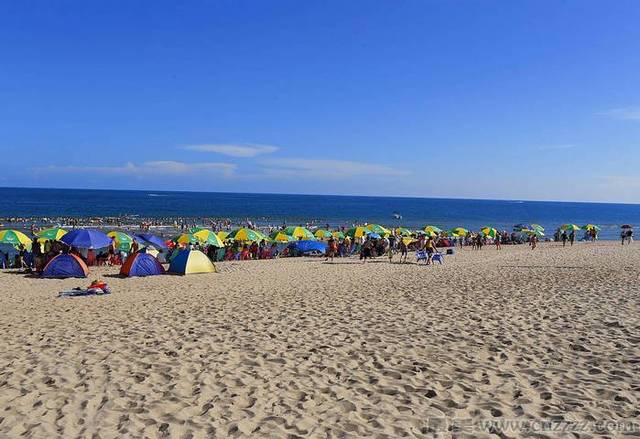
[136,233,168,249]
[61,229,111,249]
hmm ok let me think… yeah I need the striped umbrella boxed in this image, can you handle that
[217,231,230,241]
[107,231,133,251]
[366,224,391,236]
[175,233,199,245]
[561,224,580,231]
[481,227,498,238]
[284,226,315,240]
[423,225,442,234]
[582,224,601,231]
[0,229,32,248]
[37,227,67,241]
[332,231,345,239]
[192,229,224,247]
[270,231,296,242]
[227,228,267,242]
[345,226,370,238]
[314,229,333,239]
[394,227,413,236]
[449,227,469,237]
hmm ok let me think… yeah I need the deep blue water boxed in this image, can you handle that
[1,187,639,240]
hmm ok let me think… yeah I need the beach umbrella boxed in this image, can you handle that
[394,227,413,236]
[332,231,345,239]
[270,231,296,242]
[417,229,437,237]
[0,229,32,248]
[136,233,168,249]
[175,233,199,245]
[449,227,469,237]
[621,224,632,229]
[531,224,545,232]
[60,229,111,249]
[217,231,230,241]
[313,229,333,239]
[283,226,315,240]
[560,224,580,231]
[345,226,370,238]
[423,225,442,234]
[481,227,498,238]
[107,231,133,251]
[37,227,67,241]
[227,228,266,242]
[368,233,382,239]
[366,224,391,236]
[192,229,224,247]
[188,227,207,234]
[524,229,545,237]
[582,224,601,231]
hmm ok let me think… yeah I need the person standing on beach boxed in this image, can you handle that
[561,230,568,247]
[326,236,337,262]
[495,233,501,250]
[398,238,408,263]
[569,231,575,246]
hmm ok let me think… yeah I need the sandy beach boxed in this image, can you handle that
[0,241,638,438]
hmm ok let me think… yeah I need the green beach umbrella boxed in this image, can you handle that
[37,227,67,241]
[188,226,207,234]
[270,231,296,242]
[423,225,442,234]
[313,229,333,239]
[480,227,498,238]
[394,227,413,236]
[227,228,267,242]
[192,229,224,247]
[582,224,601,231]
[560,224,580,231]
[332,230,345,239]
[0,229,32,248]
[366,224,391,236]
[449,227,469,237]
[107,231,133,251]
[283,226,315,240]
[345,226,370,238]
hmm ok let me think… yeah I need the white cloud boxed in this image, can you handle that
[537,143,576,151]
[261,158,410,179]
[598,108,640,121]
[184,143,279,157]
[33,161,237,177]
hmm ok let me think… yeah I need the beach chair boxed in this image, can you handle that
[431,253,444,264]
[416,250,428,263]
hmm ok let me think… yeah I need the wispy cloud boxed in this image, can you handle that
[597,107,640,121]
[536,143,576,151]
[261,158,410,179]
[32,161,237,177]
[184,143,279,157]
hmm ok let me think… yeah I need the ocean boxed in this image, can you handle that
[1,187,638,240]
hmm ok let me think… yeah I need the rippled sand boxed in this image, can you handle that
[0,242,638,438]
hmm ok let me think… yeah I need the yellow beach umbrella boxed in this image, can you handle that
[314,229,333,239]
[346,226,370,238]
[283,226,315,240]
[217,231,229,241]
[366,224,391,236]
[228,228,267,242]
[192,229,224,247]
[0,229,32,248]
[270,231,295,242]
[37,227,67,241]
[480,227,498,238]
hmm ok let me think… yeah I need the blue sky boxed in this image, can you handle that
[1,1,640,202]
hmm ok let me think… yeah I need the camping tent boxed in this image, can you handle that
[120,252,165,277]
[42,254,89,278]
[168,250,216,275]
